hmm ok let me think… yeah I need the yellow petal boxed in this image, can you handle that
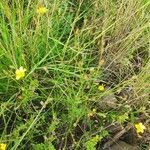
[37,6,48,15]
[92,108,96,112]
[98,85,105,91]
[135,122,146,134]
[15,66,26,80]
[0,143,6,150]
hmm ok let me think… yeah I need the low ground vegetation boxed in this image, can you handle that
[0,0,150,149]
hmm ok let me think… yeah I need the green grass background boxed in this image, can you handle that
[0,0,149,149]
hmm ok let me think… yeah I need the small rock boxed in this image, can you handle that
[109,140,139,150]
[107,123,124,134]
[98,92,118,110]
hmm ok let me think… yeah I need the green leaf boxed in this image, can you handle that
[85,135,101,150]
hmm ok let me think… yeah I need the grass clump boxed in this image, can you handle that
[0,0,149,149]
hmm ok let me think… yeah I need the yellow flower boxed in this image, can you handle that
[15,66,26,80]
[88,109,96,117]
[135,122,146,134]
[0,143,6,150]
[98,84,105,91]
[92,108,96,112]
[36,6,48,15]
